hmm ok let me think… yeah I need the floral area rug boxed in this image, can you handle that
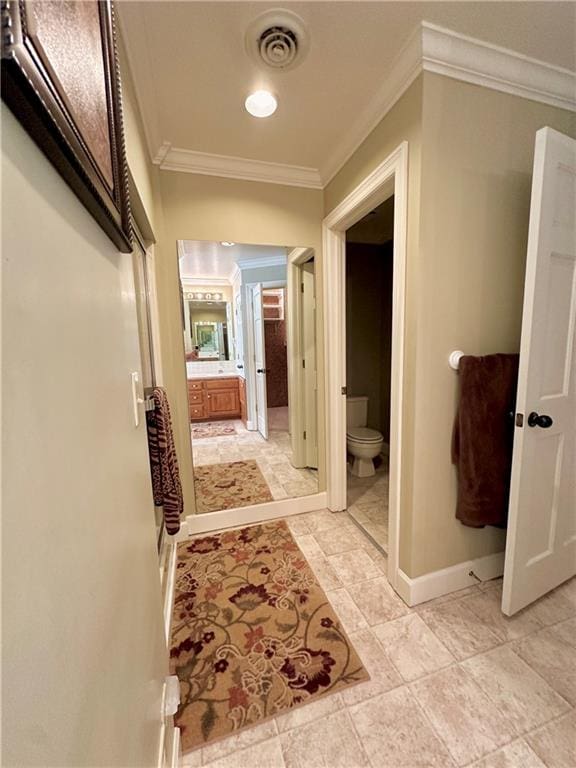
[170,521,369,753]
[191,422,237,439]
[194,460,273,513]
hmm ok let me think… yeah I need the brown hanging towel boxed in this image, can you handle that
[146,387,183,535]
[452,354,519,528]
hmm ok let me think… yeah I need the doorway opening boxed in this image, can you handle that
[345,198,394,553]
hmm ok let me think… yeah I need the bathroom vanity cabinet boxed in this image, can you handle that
[187,377,240,421]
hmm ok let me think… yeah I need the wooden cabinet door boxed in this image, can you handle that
[207,389,240,417]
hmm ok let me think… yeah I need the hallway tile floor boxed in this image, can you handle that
[181,509,576,768]
[347,459,389,552]
[191,413,318,509]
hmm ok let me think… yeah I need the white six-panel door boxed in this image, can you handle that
[502,127,576,616]
[252,283,269,440]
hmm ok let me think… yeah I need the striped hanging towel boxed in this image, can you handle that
[146,387,183,535]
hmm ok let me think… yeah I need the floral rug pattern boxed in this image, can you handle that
[170,521,369,752]
[194,460,273,513]
[191,422,237,440]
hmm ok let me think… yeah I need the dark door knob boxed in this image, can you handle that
[528,411,553,428]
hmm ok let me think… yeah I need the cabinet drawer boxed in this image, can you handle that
[188,391,205,404]
[205,378,238,391]
[189,404,207,421]
[187,380,203,391]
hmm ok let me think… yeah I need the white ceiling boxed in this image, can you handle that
[178,240,288,280]
[118,1,575,180]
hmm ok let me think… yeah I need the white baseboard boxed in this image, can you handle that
[395,551,505,607]
[186,492,327,534]
[162,537,179,644]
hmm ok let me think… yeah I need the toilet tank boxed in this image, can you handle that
[346,396,368,428]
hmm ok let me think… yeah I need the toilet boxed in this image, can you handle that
[346,396,384,477]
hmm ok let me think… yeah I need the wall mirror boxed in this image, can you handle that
[177,239,319,515]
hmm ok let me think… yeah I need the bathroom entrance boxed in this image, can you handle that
[344,197,394,553]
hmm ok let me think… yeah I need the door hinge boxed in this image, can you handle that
[301,283,304,293]
[303,430,307,440]
[515,412,524,427]
[302,359,306,369]
[341,386,347,395]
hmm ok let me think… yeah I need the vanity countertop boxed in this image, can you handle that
[187,373,239,381]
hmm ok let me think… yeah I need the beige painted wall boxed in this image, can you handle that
[324,76,423,574]
[407,73,576,576]
[158,172,325,506]
[2,108,167,766]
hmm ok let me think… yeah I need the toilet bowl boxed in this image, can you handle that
[346,426,384,477]
[346,394,384,477]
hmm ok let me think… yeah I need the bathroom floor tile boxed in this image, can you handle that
[304,555,343,591]
[314,524,368,556]
[280,709,370,768]
[275,693,343,734]
[470,739,546,768]
[201,720,278,765]
[340,628,402,705]
[348,686,456,767]
[513,621,576,705]
[203,737,285,768]
[461,645,570,734]
[326,549,382,585]
[419,600,502,660]
[372,613,455,681]
[347,577,409,624]
[325,588,369,633]
[525,710,576,768]
[411,665,516,766]
[462,588,543,641]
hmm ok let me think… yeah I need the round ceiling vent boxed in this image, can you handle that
[245,9,310,72]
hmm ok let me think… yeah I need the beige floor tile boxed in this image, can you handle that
[514,622,576,706]
[411,665,516,766]
[286,515,311,536]
[204,736,285,768]
[462,588,543,641]
[305,555,343,591]
[420,600,501,660]
[275,693,343,733]
[340,628,402,705]
[314,524,368,556]
[347,577,409,624]
[478,577,504,592]
[413,585,480,612]
[372,613,455,682]
[280,709,370,768]
[556,576,576,607]
[470,739,546,768]
[526,588,576,626]
[325,588,369,633]
[326,549,382,585]
[462,645,570,734]
[181,747,202,768]
[525,711,576,768]
[201,720,278,764]
[361,544,388,573]
[293,534,323,559]
[305,509,349,533]
[349,686,456,767]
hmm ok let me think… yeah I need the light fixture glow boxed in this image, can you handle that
[245,90,277,118]
[220,241,236,247]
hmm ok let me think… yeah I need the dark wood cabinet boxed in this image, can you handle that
[187,377,240,422]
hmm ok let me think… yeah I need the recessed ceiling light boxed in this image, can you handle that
[220,241,236,247]
[245,90,277,118]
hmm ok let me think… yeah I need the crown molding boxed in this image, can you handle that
[420,22,576,114]
[237,255,287,270]
[228,264,242,285]
[156,146,323,190]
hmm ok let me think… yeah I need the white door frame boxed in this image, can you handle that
[322,141,408,591]
[287,247,314,467]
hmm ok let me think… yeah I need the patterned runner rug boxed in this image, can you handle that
[191,421,237,439]
[194,460,273,513]
[170,521,369,753]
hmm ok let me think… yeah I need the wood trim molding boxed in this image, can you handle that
[395,551,505,607]
[134,21,575,190]
[322,141,408,596]
[236,255,287,270]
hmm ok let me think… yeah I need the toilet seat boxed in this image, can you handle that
[346,427,383,443]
